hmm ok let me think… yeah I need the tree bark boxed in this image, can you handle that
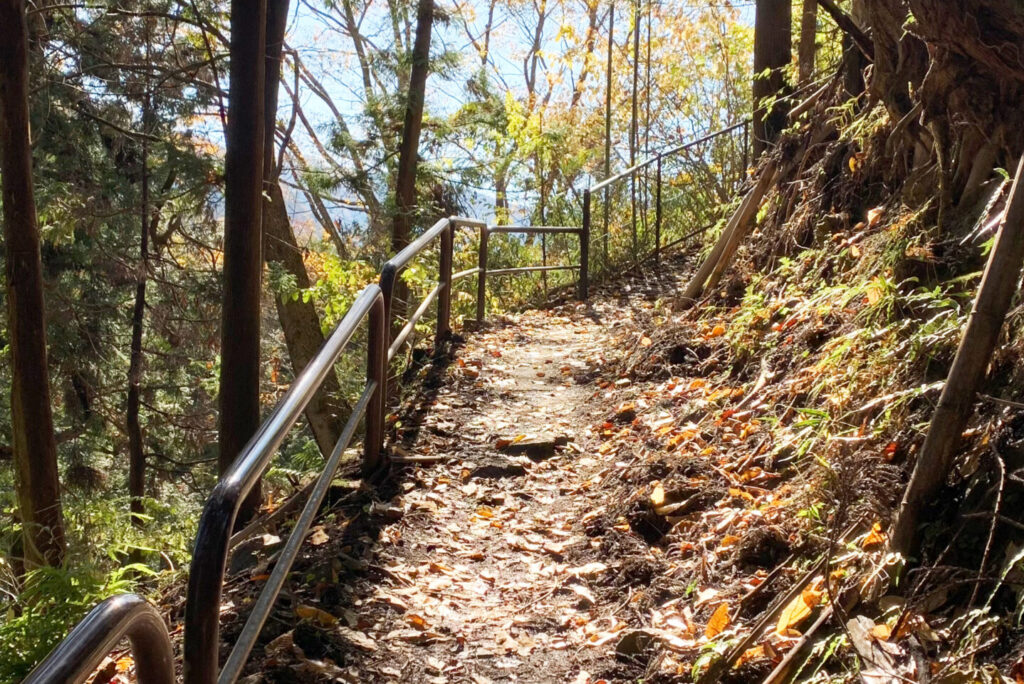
[261,0,345,458]
[842,0,867,97]
[393,0,434,255]
[891,156,1024,558]
[681,160,778,302]
[753,0,792,158]
[219,0,267,521]
[0,0,66,567]
[798,0,817,85]
[391,0,434,337]
[127,94,151,526]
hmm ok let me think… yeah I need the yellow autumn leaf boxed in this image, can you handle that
[650,482,666,507]
[775,581,823,635]
[295,604,338,627]
[705,602,731,638]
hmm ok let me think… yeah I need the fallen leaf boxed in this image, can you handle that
[705,602,731,638]
[775,581,823,635]
[295,604,338,627]
[862,522,887,549]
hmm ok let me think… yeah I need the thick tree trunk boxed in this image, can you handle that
[264,185,348,455]
[753,0,792,158]
[127,97,150,526]
[891,156,1024,557]
[219,0,267,520]
[798,0,817,85]
[260,0,345,458]
[0,0,66,567]
[842,0,867,97]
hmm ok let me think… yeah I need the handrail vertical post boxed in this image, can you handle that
[476,225,488,323]
[580,188,591,300]
[436,221,453,345]
[365,293,385,472]
[655,154,662,264]
[742,120,750,180]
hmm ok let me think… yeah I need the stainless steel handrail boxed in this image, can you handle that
[24,594,174,684]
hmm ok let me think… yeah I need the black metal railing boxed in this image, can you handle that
[24,122,750,683]
[584,120,751,279]
[22,214,584,684]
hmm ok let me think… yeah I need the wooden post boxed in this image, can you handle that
[891,156,1024,557]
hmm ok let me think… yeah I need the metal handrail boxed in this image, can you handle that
[474,223,589,320]
[182,284,386,684]
[24,594,174,684]
[590,120,751,194]
[26,120,744,680]
[585,120,751,273]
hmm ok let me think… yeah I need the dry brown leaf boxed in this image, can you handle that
[650,482,666,507]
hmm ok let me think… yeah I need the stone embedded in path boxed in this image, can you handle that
[496,434,569,460]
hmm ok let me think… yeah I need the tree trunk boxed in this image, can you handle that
[260,0,344,458]
[842,0,867,97]
[391,0,434,337]
[264,184,348,456]
[681,160,778,302]
[127,95,150,526]
[798,0,817,85]
[0,0,66,567]
[753,0,791,158]
[891,156,1024,558]
[219,0,267,521]
[393,0,434,254]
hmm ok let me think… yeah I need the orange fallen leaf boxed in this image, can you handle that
[705,602,731,638]
[862,522,887,549]
[295,604,338,627]
[870,623,892,641]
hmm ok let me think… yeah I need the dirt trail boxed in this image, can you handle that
[240,266,722,684]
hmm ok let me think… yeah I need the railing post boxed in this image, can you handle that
[436,220,453,345]
[742,119,750,180]
[655,154,662,264]
[580,189,591,300]
[476,224,488,323]
[364,292,385,472]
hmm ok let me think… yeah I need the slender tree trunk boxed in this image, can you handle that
[798,0,817,85]
[753,0,792,157]
[262,0,345,458]
[219,0,267,521]
[891,157,1024,558]
[391,0,434,338]
[393,0,434,254]
[0,0,66,567]
[630,0,639,255]
[127,94,151,526]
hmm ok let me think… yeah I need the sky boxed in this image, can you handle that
[278,0,756,233]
